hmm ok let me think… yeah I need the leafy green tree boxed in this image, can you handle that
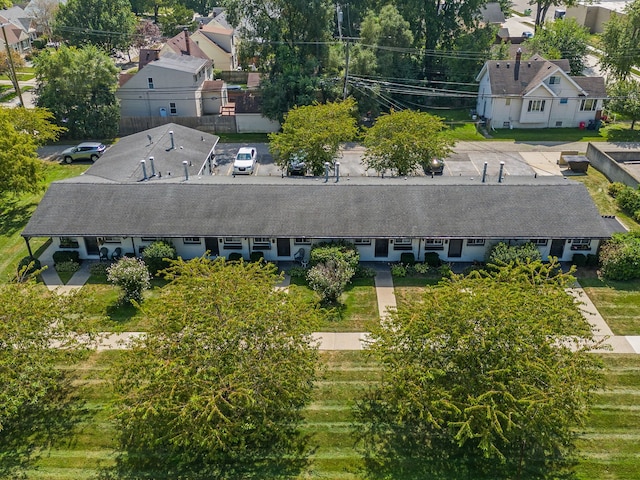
[607,78,640,130]
[528,0,579,26]
[108,257,320,479]
[525,18,589,75]
[107,257,151,304]
[600,231,640,280]
[0,50,25,96]
[362,109,454,176]
[26,0,61,37]
[0,107,65,198]
[599,0,640,80]
[142,240,177,275]
[52,0,136,51]
[307,241,359,303]
[269,98,358,175]
[441,25,497,84]
[0,281,94,478]
[183,0,213,15]
[34,45,120,139]
[159,3,196,37]
[486,241,543,265]
[355,261,603,480]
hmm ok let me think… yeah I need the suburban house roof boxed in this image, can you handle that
[22,180,614,240]
[144,53,211,74]
[77,123,219,183]
[163,29,209,59]
[479,2,505,24]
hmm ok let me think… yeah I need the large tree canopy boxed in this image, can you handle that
[35,44,120,139]
[607,78,640,130]
[600,0,640,80]
[0,107,65,198]
[269,98,358,175]
[52,0,136,51]
[355,261,603,480]
[0,281,94,477]
[525,18,589,75]
[362,109,454,176]
[108,258,321,479]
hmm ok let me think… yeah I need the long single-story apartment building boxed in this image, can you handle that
[22,124,625,264]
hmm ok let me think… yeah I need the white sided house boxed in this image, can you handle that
[117,53,213,118]
[476,51,607,129]
[22,127,623,266]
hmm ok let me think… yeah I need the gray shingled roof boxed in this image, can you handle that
[22,182,613,240]
[84,123,219,183]
[573,76,607,98]
[147,53,210,73]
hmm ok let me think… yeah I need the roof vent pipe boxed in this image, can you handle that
[169,130,175,149]
[482,161,488,183]
[183,161,189,180]
[498,161,505,183]
[324,162,330,183]
[140,159,148,180]
[148,156,155,176]
[335,161,340,183]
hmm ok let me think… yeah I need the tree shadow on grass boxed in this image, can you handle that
[0,371,89,479]
[0,200,38,236]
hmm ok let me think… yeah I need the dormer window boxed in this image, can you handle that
[549,76,560,85]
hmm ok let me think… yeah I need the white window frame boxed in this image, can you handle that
[169,102,177,115]
[147,77,154,89]
[393,238,413,251]
[466,239,485,246]
[223,237,242,249]
[354,238,371,245]
[59,237,79,248]
[571,238,591,250]
[102,236,121,243]
[253,237,271,250]
[141,237,159,242]
[294,238,311,245]
[549,76,560,85]
[184,237,201,244]
[527,99,546,112]
[530,239,548,246]
[424,239,444,250]
[580,99,597,111]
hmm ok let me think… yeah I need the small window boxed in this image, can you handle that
[530,239,548,246]
[393,238,413,251]
[555,121,563,127]
[505,98,511,106]
[580,99,597,111]
[294,238,311,245]
[193,75,198,82]
[503,121,511,128]
[141,237,159,242]
[424,239,444,250]
[147,77,154,89]
[354,238,371,245]
[549,76,560,85]
[560,97,568,104]
[571,238,591,250]
[59,237,79,248]
[102,236,121,243]
[184,237,201,244]
[527,99,545,112]
[466,239,485,246]
[223,237,242,249]
[169,102,177,115]
[253,237,271,250]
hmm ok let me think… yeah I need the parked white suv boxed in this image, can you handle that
[233,147,258,175]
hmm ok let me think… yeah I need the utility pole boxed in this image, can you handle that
[1,23,24,107]
[343,40,350,100]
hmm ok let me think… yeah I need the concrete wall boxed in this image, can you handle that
[119,115,237,136]
[236,114,280,133]
[585,143,640,188]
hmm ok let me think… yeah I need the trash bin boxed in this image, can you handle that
[524,8,532,15]
[579,121,586,130]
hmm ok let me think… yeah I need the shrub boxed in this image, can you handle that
[142,241,177,275]
[413,262,431,275]
[424,252,442,267]
[228,252,243,262]
[487,242,542,265]
[287,266,308,278]
[53,250,80,265]
[608,182,627,198]
[16,256,42,279]
[616,187,640,216]
[107,257,151,304]
[391,263,407,277]
[572,254,587,267]
[400,252,415,265]
[250,251,264,262]
[355,264,376,278]
[90,262,110,277]
[586,254,599,267]
[599,231,640,281]
[307,257,355,303]
[438,264,453,278]
[310,241,359,270]
[55,261,80,273]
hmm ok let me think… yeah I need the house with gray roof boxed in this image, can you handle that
[22,124,624,264]
[476,50,607,129]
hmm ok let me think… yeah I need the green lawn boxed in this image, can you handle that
[487,122,640,142]
[289,276,379,331]
[0,163,89,282]
[579,277,640,335]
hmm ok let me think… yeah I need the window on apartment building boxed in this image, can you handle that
[147,78,154,89]
[354,238,371,245]
[530,239,548,246]
[424,239,444,250]
[294,238,311,245]
[570,238,591,250]
[549,76,560,84]
[527,99,545,112]
[505,98,511,105]
[466,239,485,246]
[102,236,121,243]
[560,97,568,104]
[253,237,271,249]
[393,238,413,250]
[59,237,79,248]
[223,237,242,249]
[184,237,201,244]
[580,99,597,111]
[170,102,177,115]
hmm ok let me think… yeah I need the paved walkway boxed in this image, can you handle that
[39,253,640,353]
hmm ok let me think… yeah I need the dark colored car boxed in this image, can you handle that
[424,158,445,174]
[287,153,307,176]
[60,142,107,163]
